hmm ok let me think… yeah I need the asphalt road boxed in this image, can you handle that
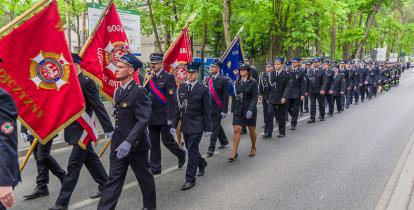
[11,71,414,210]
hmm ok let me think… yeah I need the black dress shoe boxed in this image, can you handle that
[181,181,195,190]
[178,153,186,168]
[328,113,333,117]
[197,164,207,176]
[23,187,49,200]
[320,117,325,121]
[90,190,101,199]
[307,119,315,123]
[261,134,271,139]
[142,207,156,210]
[277,134,285,138]
[290,126,296,130]
[206,151,214,157]
[151,170,161,175]
[218,142,228,149]
[49,205,68,210]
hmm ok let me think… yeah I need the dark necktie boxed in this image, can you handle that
[188,84,192,92]
[119,87,124,97]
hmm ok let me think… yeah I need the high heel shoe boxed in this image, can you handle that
[248,148,256,157]
[228,153,238,162]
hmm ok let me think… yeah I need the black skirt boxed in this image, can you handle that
[233,113,257,127]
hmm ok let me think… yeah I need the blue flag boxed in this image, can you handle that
[220,36,244,96]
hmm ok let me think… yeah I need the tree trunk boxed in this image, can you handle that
[164,26,171,52]
[82,0,87,46]
[223,0,232,47]
[65,0,72,50]
[171,0,179,22]
[147,0,163,53]
[71,0,81,52]
[267,0,277,61]
[201,22,207,79]
[330,13,337,63]
[355,0,382,59]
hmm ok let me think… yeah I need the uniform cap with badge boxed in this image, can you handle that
[291,57,301,63]
[238,62,251,71]
[186,63,198,73]
[119,54,143,71]
[266,61,273,67]
[150,53,164,64]
[274,57,284,64]
[312,57,321,63]
[210,60,221,68]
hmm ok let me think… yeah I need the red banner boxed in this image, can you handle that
[80,2,136,99]
[0,0,85,144]
[163,27,193,72]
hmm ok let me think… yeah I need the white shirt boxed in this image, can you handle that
[121,78,133,91]
[155,69,163,78]
[187,80,198,91]
[212,73,219,80]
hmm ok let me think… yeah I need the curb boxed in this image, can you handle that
[376,127,414,210]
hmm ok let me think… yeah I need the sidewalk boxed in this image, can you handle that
[376,126,414,210]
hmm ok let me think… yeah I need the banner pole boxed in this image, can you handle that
[0,0,51,36]
[79,0,114,57]
[20,138,39,172]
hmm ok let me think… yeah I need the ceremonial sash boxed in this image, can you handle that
[208,77,223,109]
[149,78,167,104]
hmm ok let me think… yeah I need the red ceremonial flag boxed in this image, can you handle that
[163,27,193,72]
[0,0,85,144]
[80,2,136,99]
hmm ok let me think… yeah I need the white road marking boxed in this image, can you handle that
[69,151,218,210]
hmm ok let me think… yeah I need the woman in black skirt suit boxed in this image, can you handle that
[229,63,258,161]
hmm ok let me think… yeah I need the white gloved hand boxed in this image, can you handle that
[170,128,176,135]
[221,112,227,119]
[246,111,253,119]
[105,131,114,139]
[21,133,28,142]
[204,132,212,137]
[167,120,172,126]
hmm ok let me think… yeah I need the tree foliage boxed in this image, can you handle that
[1,0,414,62]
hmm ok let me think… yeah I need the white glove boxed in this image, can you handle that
[21,133,28,142]
[170,128,176,135]
[204,132,212,137]
[105,131,114,139]
[221,112,227,119]
[246,111,253,119]
[167,120,172,126]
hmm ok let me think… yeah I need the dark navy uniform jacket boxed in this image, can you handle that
[307,67,328,94]
[285,67,306,99]
[231,79,259,117]
[268,70,289,104]
[64,73,114,145]
[204,75,230,114]
[0,87,20,188]
[259,72,271,100]
[173,82,212,134]
[146,69,177,125]
[331,73,346,96]
[112,81,151,151]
